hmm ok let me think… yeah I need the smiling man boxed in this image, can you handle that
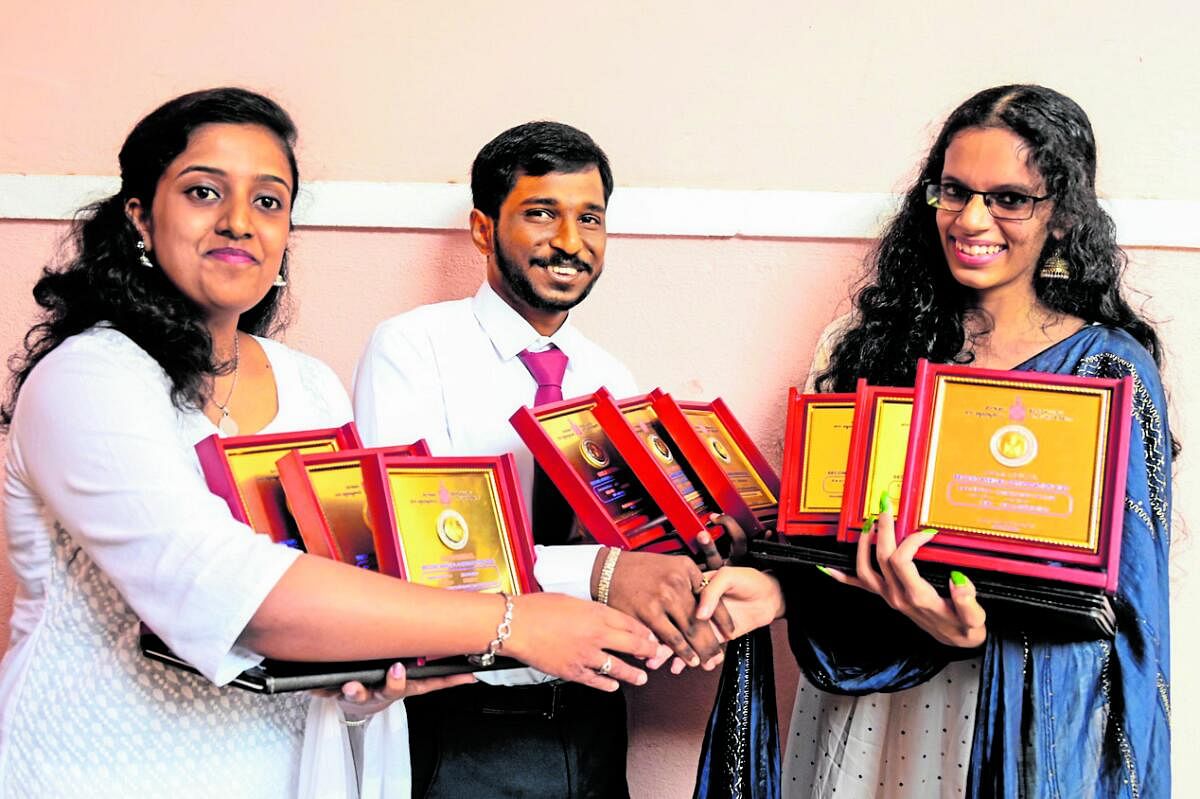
[354,122,726,798]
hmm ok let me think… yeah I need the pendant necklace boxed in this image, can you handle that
[213,333,240,436]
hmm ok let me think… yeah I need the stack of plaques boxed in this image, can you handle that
[511,389,780,558]
[142,422,530,691]
[758,360,1132,640]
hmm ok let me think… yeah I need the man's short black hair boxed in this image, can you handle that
[470,121,614,219]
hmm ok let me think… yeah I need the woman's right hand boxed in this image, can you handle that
[501,593,669,691]
[693,566,786,640]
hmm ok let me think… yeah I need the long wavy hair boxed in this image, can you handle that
[2,88,300,427]
[815,84,1163,393]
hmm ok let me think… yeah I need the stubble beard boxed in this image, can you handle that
[494,240,600,313]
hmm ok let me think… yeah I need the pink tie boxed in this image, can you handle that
[517,346,569,406]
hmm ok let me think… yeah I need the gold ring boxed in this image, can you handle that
[698,575,711,591]
[598,655,613,676]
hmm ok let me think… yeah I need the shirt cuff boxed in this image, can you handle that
[531,543,603,600]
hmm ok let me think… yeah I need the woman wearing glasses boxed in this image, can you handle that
[698,85,1173,798]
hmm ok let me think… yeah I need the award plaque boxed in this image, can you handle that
[511,395,684,553]
[897,359,1132,592]
[590,388,723,552]
[360,453,538,595]
[776,388,856,538]
[275,441,431,569]
[838,382,914,544]
[648,391,780,536]
[195,422,363,547]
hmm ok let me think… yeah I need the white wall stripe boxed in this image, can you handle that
[1,174,1196,248]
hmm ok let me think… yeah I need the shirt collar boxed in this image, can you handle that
[472,281,585,362]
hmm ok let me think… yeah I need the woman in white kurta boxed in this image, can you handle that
[0,88,663,798]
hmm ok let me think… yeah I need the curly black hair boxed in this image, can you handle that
[815,84,1163,394]
[2,87,300,427]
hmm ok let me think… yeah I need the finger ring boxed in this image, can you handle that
[598,655,613,676]
[698,575,711,591]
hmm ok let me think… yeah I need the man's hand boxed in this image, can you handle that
[695,513,749,571]
[595,549,736,669]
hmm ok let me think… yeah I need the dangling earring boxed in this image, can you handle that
[1040,248,1070,280]
[136,240,154,269]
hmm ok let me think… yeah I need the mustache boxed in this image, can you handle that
[530,253,591,272]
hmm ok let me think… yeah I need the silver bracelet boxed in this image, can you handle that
[596,547,621,606]
[469,591,513,667]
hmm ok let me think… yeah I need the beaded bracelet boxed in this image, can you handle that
[596,547,621,606]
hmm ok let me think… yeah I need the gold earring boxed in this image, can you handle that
[1039,249,1070,280]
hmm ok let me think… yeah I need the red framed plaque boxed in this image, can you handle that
[898,359,1132,592]
[510,395,682,553]
[196,422,363,547]
[590,388,724,552]
[360,453,539,595]
[776,388,856,538]
[276,441,431,568]
[838,382,914,544]
[648,391,780,536]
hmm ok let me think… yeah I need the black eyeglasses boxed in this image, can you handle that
[924,181,1052,221]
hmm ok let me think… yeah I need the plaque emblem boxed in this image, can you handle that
[707,436,732,464]
[989,424,1038,468]
[436,508,470,550]
[579,438,610,469]
[647,433,674,464]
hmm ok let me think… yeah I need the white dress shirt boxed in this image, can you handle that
[353,282,638,682]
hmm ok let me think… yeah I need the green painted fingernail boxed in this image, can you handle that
[816,565,834,578]
[950,570,968,586]
[919,528,938,537]
[863,514,877,530]
[878,490,892,514]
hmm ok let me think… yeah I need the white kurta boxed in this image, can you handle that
[0,326,351,798]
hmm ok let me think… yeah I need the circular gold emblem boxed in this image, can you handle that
[989,424,1038,468]
[708,436,732,464]
[647,433,674,463]
[579,437,610,469]
[436,509,470,550]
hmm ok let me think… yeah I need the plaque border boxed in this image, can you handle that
[276,441,431,563]
[359,453,538,594]
[776,388,856,538]
[838,381,914,544]
[195,421,363,543]
[897,359,1132,592]
[648,390,780,536]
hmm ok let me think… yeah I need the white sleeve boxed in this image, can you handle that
[10,342,300,685]
[531,543,602,600]
[352,319,450,450]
